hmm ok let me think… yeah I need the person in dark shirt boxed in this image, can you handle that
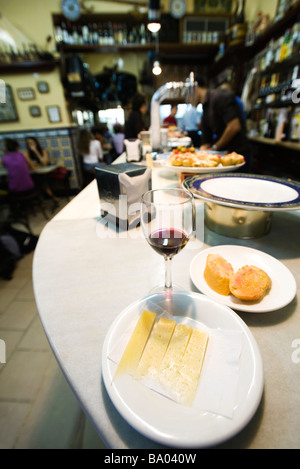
[125,93,148,139]
[194,77,248,157]
[163,104,178,128]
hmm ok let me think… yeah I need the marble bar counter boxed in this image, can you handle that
[33,165,300,449]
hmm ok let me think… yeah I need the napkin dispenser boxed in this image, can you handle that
[124,138,142,162]
[95,163,152,229]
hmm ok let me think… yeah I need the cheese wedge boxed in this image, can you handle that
[159,323,192,389]
[114,310,156,379]
[172,328,209,406]
[136,317,176,379]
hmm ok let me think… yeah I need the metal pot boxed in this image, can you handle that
[204,202,273,239]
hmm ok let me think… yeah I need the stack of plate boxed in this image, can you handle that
[183,173,300,238]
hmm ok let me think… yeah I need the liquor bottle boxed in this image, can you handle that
[61,22,69,44]
[140,24,146,44]
[82,24,89,44]
[117,24,123,44]
[92,23,99,44]
[233,0,245,25]
[54,19,63,43]
[264,110,273,138]
[98,24,104,45]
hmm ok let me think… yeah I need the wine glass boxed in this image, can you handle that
[141,188,195,292]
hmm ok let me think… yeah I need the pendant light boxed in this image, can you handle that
[147,0,161,33]
[152,60,162,75]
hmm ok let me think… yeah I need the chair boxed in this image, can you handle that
[6,189,49,233]
[49,167,72,200]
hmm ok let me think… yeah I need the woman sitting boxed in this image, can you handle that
[2,138,35,195]
[25,136,59,204]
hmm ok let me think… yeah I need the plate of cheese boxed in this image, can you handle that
[102,290,263,448]
[190,245,297,313]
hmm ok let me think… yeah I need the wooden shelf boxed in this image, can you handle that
[58,42,219,57]
[211,1,300,75]
[248,135,300,151]
[0,60,59,74]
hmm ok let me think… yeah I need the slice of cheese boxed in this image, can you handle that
[159,323,192,389]
[171,328,209,406]
[114,310,156,379]
[136,317,176,379]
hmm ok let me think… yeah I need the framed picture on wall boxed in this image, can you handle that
[17,87,35,100]
[0,84,18,123]
[194,0,232,13]
[37,81,50,93]
[46,105,61,123]
[29,105,41,117]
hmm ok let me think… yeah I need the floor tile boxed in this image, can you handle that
[18,315,49,351]
[16,279,35,301]
[0,300,37,330]
[0,329,23,363]
[0,401,31,449]
[0,350,52,401]
[14,355,82,449]
[0,288,19,313]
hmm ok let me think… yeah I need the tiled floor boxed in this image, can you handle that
[0,198,106,449]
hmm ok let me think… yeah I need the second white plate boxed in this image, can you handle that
[102,291,264,448]
[190,245,297,313]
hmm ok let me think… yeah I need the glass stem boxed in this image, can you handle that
[164,257,172,290]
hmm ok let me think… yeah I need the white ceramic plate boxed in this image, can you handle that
[183,173,300,210]
[190,245,297,313]
[102,291,264,448]
[164,161,245,174]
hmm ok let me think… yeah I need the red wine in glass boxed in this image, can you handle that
[148,228,189,258]
[141,188,194,291]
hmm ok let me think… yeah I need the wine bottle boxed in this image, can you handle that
[234,0,246,25]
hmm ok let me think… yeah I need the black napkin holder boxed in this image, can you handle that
[95,163,152,229]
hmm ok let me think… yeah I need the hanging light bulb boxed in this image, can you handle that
[147,0,161,33]
[152,60,162,75]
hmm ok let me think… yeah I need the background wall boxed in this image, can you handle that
[0,0,285,134]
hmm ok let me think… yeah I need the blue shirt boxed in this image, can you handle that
[181,106,202,132]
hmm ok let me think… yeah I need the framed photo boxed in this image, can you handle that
[46,105,61,123]
[0,84,18,123]
[29,105,41,117]
[37,81,49,93]
[17,87,35,100]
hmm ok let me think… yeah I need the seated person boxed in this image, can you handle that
[78,128,104,172]
[25,136,49,167]
[91,124,113,163]
[25,136,59,203]
[163,104,178,128]
[2,138,35,195]
[112,123,125,156]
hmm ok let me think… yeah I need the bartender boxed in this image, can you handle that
[125,93,148,139]
[194,77,249,161]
